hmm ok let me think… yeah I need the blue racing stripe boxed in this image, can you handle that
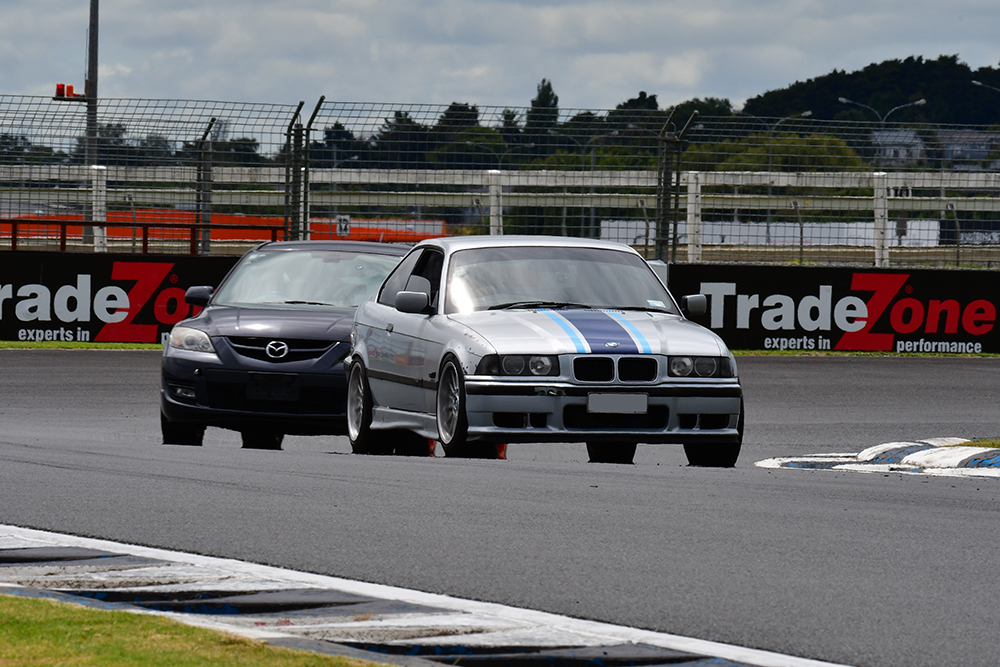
[604,310,652,354]
[540,309,588,353]
[558,310,640,354]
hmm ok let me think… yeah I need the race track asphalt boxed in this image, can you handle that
[1,350,999,667]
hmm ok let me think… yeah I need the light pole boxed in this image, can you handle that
[465,141,534,168]
[465,141,534,235]
[766,111,811,225]
[972,80,1000,95]
[839,97,926,167]
[548,130,615,237]
[838,96,926,126]
[329,153,357,218]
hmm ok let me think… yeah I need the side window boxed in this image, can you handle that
[377,249,424,306]
[406,249,444,308]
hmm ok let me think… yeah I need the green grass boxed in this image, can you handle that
[0,341,162,349]
[0,594,377,667]
[963,439,1000,448]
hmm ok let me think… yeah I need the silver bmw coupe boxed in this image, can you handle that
[348,236,743,466]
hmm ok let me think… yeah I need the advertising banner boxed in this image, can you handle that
[0,252,238,345]
[669,264,999,353]
[3,252,997,352]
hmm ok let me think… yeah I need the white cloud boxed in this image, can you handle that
[1,0,999,110]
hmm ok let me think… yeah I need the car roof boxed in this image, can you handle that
[251,240,411,256]
[412,235,640,255]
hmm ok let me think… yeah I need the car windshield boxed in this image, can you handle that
[443,246,679,315]
[213,249,401,308]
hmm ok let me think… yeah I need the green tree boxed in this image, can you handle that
[372,111,431,169]
[672,97,734,121]
[617,91,659,111]
[743,54,1000,124]
[499,108,523,145]
[682,132,866,172]
[525,79,560,152]
[310,122,366,168]
[137,135,174,165]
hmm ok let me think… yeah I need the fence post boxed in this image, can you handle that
[873,172,889,267]
[303,96,325,241]
[656,132,672,262]
[489,170,503,235]
[196,136,213,254]
[283,101,305,242]
[91,165,107,252]
[289,124,304,240]
[686,171,702,263]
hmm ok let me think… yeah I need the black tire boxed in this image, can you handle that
[161,412,204,446]
[393,431,433,457]
[240,431,284,450]
[587,441,637,464]
[346,361,393,455]
[683,398,744,467]
[437,357,496,458]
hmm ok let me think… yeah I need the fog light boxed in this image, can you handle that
[172,386,196,399]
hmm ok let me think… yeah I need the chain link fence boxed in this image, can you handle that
[2,95,1000,267]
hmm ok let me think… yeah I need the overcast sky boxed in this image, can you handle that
[4,0,998,112]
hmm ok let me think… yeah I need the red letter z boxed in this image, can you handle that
[834,273,908,351]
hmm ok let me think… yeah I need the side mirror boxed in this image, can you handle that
[185,285,214,307]
[395,290,429,314]
[680,294,707,318]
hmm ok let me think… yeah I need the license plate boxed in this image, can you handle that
[587,393,648,414]
[247,373,299,401]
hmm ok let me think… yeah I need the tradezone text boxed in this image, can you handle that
[764,336,833,351]
[18,327,90,342]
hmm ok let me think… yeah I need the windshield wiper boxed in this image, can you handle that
[279,300,334,306]
[488,300,592,310]
[607,305,674,313]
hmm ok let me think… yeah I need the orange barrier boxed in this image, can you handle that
[2,210,447,252]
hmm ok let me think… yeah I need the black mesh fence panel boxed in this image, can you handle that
[3,95,1000,267]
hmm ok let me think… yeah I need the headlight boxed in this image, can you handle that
[169,326,215,353]
[669,356,694,376]
[528,355,554,375]
[502,355,525,375]
[694,357,718,376]
[668,356,733,378]
[476,355,559,376]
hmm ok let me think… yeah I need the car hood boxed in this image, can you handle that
[447,308,727,356]
[187,305,355,340]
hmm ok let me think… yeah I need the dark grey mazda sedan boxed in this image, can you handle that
[160,240,409,449]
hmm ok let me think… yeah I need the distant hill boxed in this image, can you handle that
[741,55,1000,125]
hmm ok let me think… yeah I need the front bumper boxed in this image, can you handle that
[161,350,348,435]
[462,378,742,444]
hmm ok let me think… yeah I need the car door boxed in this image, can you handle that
[381,249,446,415]
[362,248,424,411]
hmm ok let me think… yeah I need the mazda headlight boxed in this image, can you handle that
[169,326,216,353]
